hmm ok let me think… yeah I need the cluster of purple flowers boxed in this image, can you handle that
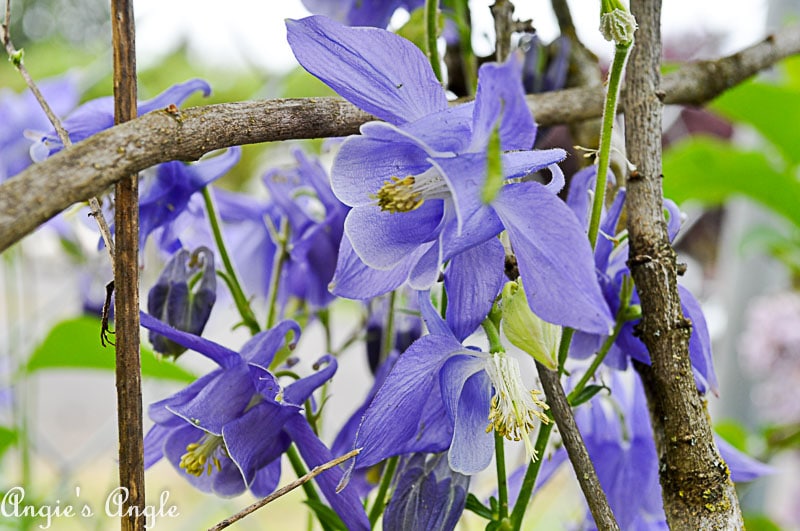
[1,2,772,529]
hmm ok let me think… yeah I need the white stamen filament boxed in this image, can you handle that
[484,353,550,461]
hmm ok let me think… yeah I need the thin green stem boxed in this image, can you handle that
[265,218,290,330]
[586,42,632,250]
[494,430,509,521]
[567,317,626,404]
[380,291,397,361]
[482,315,505,354]
[556,327,575,374]
[511,41,632,530]
[368,455,399,526]
[5,246,32,531]
[201,187,260,335]
[509,419,554,530]
[425,0,443,83]
[285,445,334,531]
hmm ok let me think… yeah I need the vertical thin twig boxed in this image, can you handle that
[490,0,514,62]
[110,1,144,530]
[2,0,114,258]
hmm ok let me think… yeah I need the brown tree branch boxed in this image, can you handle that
[623,0,743,528]
[0,24,798,254]
[110,1,145,530]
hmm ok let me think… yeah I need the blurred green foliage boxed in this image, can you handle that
[663,56,800,228]
[27,316,197,382]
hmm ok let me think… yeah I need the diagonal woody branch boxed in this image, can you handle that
[1,24,799,254]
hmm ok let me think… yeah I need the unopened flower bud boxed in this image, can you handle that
[384,453,469,531]
[600,0,637,45]
[147,247,217,357]
[500,280,561,370]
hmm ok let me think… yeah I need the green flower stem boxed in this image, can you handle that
[495,430,509,521]
[425,0,443,83]
[586,42,632,250]
[509,41,632,530]
[556,327,575,374]
[201,187,260,335]
[482,314,505,354]
[567,314,626,404]
[381,290,397,361]
[368,455,400,526]
[509,417,554,530]
[265,218,290,330]
[5,247,32,530]
[286,444,334,531]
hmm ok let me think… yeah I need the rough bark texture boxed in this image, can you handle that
[623,0,743,528]
[110,1,145,530]
[0,25,798,254]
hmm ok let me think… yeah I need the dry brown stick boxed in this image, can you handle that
[536,363,619,530]
[623,0,743,528]
[0,24,798,255]
[1,0,114,257]
[109,1,144,530]
[208,449,360,531]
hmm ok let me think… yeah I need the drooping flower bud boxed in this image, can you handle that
[383,452,470,531]
[147,247,217,357]
[500,280,561,370]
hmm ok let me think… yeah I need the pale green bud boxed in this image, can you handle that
[600,0,637,45]
[500,280,561,370]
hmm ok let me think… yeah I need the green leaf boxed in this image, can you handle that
[0,426,17,459]
[712,81,800,166]
[662,137,800,229]
[568,384,607,407]
[714,419,749,452]
[743,513,782,531]
[482,125,503,204]
[465,492,493,520]
[26,317,197,383]
[784,55,800,90]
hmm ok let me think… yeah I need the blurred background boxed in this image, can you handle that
[1,0,799,529]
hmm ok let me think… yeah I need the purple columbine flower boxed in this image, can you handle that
[29,79,210,161]
[287,15,614,336]
[530,368,772,530]
[300,0,425,29]
[140,313,369,530]
[347,292,550,477]
[566,166,718,394]
[262,148,348,308]
[0,75,79,181]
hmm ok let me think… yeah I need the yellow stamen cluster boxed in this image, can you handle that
[485,353,551,461]
[371,176,424,213]
[180,433,224,477]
